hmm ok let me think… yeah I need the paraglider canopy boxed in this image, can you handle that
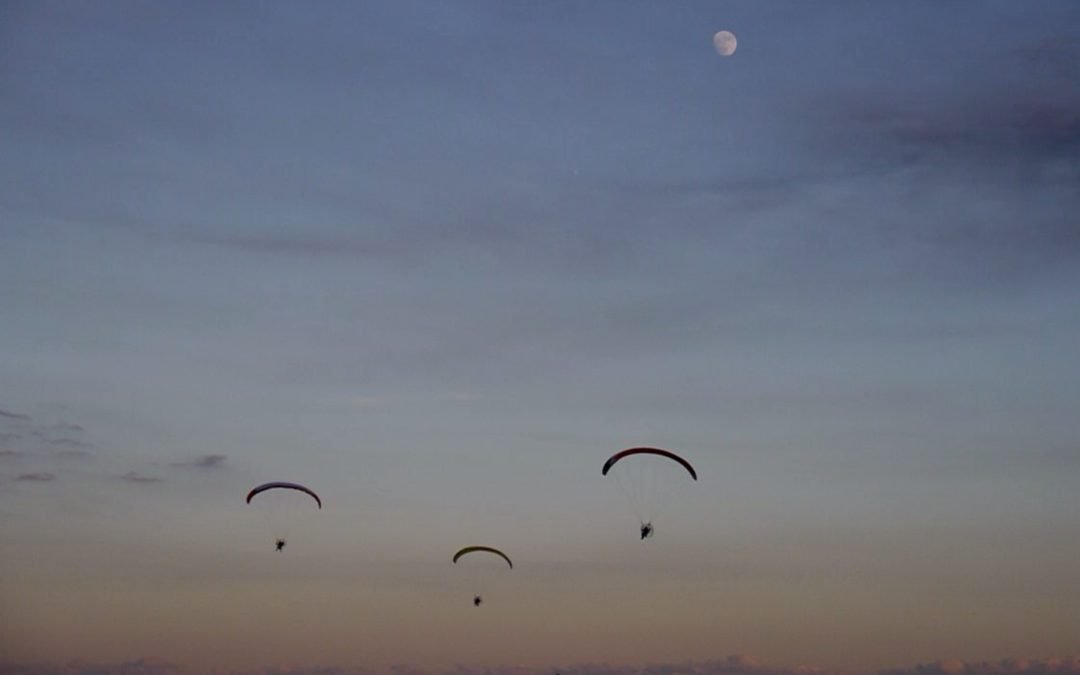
[602,447,697,480]
[452,546,513,569]
[246,481,322,508]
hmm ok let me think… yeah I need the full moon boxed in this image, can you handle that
[713,30,737,57]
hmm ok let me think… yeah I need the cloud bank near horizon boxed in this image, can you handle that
[4,656,1080,675]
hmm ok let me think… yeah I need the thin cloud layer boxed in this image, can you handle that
[49,448,93,460]
[44,437,94,448]
[828,91,1080,165]
[1,410,96,459]
[15,472,55,482]
[120,471,163,484]
[881,659,1080,675]
[51,422,85,432]
[172,454,227,470]
[812,30,1080,170]
[0,658,184,675]
[781,28,1080,292]
[2,657,1079,675]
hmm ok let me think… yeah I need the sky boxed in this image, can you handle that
[2,1,1080,673]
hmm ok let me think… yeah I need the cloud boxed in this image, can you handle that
[1015,35,1080,86]
[3,444,86,460]
[575,171,814,217]
[172,454,227,469]
[779,40,1080,294]
[0,412,96,457]
[119,471,163,484]
[33,436,96,460]
[51,422,85,432]
[15,472,55,482]
[1,657,1078,675]
[189,232,399,259]
[0,658,185,675]
[880,659,1080,675]
[435,658,1080,675]
[812,34,1080,180]
[42,438,95,449]
[179,176,641,280]
[346,391,481,409]
[824,93,1080,173]
[49,449,93,460]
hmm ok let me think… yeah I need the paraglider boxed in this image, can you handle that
[602,447,697,540]
[453,546,512,607]
[246,482,321,552]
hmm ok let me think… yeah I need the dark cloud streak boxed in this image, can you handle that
[15,472,55,482]
[119,471,163,484]
[42,437,95,449]
[171,454,227,470]
[0,408,31,421]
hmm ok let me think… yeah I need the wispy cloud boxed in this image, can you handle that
[49,448,93,460]
[172,454,227,470]
[15,472,55,482]
[51,422,85,432]
[43,438,95,449]
[1,411,97,458]
[346,391,481,409]
[0,449,25,459]
[809,31,1080,178]
[822,92,1080,175]
[119,471,163,484]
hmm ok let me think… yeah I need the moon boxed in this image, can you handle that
[713,30,737,57]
